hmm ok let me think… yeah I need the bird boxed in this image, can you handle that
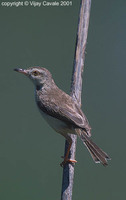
[14,67,111,167]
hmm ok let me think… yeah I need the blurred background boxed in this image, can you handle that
[0,0,126,199]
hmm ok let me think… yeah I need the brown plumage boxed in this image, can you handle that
[14,67,111,166]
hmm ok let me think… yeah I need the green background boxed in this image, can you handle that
[0,0,126,199]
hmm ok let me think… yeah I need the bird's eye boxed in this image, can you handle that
[32,71,40,76]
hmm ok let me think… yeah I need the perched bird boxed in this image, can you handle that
[14,67,111,166]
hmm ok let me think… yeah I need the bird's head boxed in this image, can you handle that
[14,67,53,88]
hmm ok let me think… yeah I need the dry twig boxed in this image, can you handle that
[61,0,91,199]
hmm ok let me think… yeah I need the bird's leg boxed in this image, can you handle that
[60,141,77,167]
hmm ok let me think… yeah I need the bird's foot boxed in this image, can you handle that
[60,156,77,167]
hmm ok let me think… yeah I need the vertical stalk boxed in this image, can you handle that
[61,0,91,199]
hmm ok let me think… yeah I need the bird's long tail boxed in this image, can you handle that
[79,131,111,166]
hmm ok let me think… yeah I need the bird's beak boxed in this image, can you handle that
[14,68,28,75]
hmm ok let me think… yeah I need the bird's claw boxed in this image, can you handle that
[60,157,77,167]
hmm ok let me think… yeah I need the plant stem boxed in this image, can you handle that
[61,0,91,199]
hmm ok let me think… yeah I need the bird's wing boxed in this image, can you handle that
[59,103,91,133]
[37,90,91,135]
